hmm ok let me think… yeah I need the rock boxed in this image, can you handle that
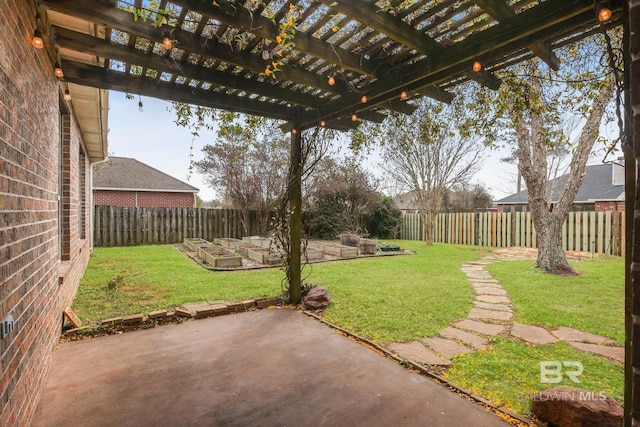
[531,387,623,427]
[303,286,330,310]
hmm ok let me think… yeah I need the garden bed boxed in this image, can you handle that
[242,236,271,248]
[183,238,211,252]
[316,242,358,258]
[246,247,280,265]
[215,237,243,250]
[198,245,243,268]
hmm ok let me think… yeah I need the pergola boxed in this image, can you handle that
[36,0,636,424]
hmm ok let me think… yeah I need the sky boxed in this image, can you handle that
[106,91,618,203]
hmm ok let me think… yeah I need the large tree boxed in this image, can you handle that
[356,97,484,244]
[467,34,618,274]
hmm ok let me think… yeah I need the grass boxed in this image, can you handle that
[75,241,482,344]
[446,338,624,414]
[485,256,625,343]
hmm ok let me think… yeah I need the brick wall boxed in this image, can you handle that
[594,201,625,212]
[94,190,196,208]
[0,1,93,424]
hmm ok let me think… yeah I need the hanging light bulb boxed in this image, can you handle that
[351,113,357,122]
[32,30,44,49]
[138,96,144,112]
[328,76,335,86]
[361,95,367,103]
[472,61,482,72]
[162,32,173,50]
[63,88,71,101]
[262,50,270,60]
[400,90,408,101]
[320,120,326,127]
[54,63,64,78]
[292,128,298,135]
[598,5,612,22]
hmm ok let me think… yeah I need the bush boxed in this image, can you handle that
[368,197,402,238]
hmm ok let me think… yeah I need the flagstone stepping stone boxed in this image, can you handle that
[476,294,511,304]
[465,273,494,279]
[510,323,558,344]
[464,260,494,265]
[470,281,503,289]
[440,326,487,350]
[421,337,474,359]
[474,286,508,296]
[473,301,512,312]
[550,327,617,345]
[469,308,512,321]
[387,341,451,366]
[468,278,501,284]
[453,319,507,336]
[567,342,624,363]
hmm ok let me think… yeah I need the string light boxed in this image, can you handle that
[292,128,298,135]
[400,90,408,100]
[328,76,335,86]
[63,86,71,101]
[351,113,357,122]
[473,61,482,72]
[361,95,367,103]
[320,120,326,127]
[32,30,44,49]
[162,32,173,50]
[262,50,270,60]
[598,5,612,22]
[54,63,64,78]
[138,95,144,112]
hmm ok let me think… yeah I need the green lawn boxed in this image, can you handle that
[485,256,624,344]
[75,242,626,415]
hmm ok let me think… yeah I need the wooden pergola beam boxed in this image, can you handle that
[474,0,561,70]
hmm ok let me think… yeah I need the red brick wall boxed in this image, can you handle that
[0,1,92,424]
[94,190,196,208]
[594,201,625,212]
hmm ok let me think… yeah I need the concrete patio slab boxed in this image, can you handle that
[33,309,509,427]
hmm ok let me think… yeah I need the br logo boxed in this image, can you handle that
[539,361,584,384]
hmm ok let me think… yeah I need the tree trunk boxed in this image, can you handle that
[423,212,434,245]
[533,211,575,275]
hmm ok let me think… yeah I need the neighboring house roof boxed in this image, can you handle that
[496,163,624,205]
[93,157,198,193]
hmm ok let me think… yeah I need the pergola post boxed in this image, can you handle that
[288,109,303,304]
[628,1,640,425]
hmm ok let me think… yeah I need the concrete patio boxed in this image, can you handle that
[32,309,509,426]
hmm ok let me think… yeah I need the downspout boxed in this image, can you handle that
[89,88,110,251]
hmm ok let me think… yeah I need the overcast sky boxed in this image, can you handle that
[106,90,616,203]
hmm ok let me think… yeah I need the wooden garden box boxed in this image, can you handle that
[246,247,280,265]
[198,245,243,268]
[358,239,376,255]
[320,243,358,258]
[215,237,242,250]
[184,238,211,252]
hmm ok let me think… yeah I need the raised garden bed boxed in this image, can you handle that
[242,236,271,249]
[303,247,324,261]
[339,233,360,247]
[183,238,211,252]
[235,242,259,258]
[318,242,358,258]
[358,239,376,255]
[246,247,280,265]
[197,245,243,268]
[215,237,242,250]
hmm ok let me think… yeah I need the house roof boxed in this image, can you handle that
[393,190,420,211]
[496,163,624,204]
[93,157,198,193]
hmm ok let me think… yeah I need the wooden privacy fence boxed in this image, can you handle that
[93,206,267,247]
[399,211,625,256]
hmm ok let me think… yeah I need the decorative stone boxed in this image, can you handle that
[148,310,168,319]
[440,326,487,350]
[567,342,624,363]
[226,303,243,313]
[241,299,256,309]
[212,304,230,315]
[469,308,512,321]
[531,386,623,427]
[387,341,451,366]
[550,327,616,345]
[174,308,192,318]
[510,323,558,344]
[101,317,123,326]
[453,319,507,336]
[421,337,473,359]
[123,314,144,324]
[303,286,330,310]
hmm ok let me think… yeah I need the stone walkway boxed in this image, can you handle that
[387,252,624,367]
